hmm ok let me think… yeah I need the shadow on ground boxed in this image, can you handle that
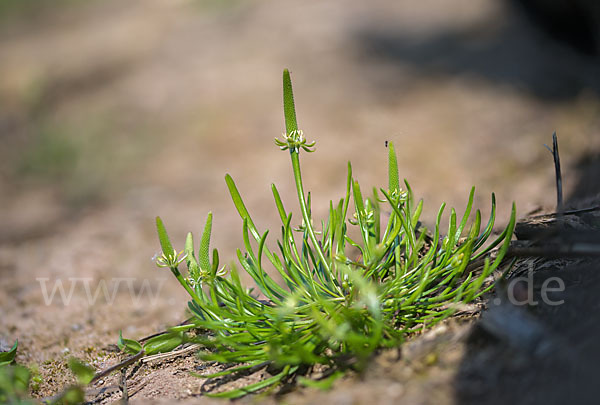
[456,260,600,404]
[455,187,600,404]
[355,4,600,100]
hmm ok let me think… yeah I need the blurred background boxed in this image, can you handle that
[0,0,599,395]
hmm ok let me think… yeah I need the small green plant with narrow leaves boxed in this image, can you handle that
[0,340,93,405]
[0,340,33,405]
[126,69,516,398]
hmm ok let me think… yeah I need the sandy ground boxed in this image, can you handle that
[1,0,599,402]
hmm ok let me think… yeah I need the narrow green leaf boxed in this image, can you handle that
[143,332,185,355]
[352,180,365,216]
[473,193,497,252]
[411,199,423,227]
[257,230,269,273]
[455,187,475,245]
[168,324,197,333]
[211,248,220,276]
[191,362,264,379]
[0,340,17,366]
[342,162,353,220]
[68,357,95,385]
[473,198,514,259]
[225,174,260,240]
[298,370,344,390]
[271,184,288,223]
[0,364,30,393]
[117,331,143,355]
[205,365,294,398]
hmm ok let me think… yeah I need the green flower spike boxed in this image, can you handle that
[274,69,315,153]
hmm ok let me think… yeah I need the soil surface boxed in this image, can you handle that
[1,0,599,403]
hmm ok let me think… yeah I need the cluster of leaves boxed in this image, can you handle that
[0,340,32,405]
[0,365,33,405]
[126,69,516,398]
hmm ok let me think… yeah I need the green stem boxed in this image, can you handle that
[290,150,331,274]
[170,266,203,306]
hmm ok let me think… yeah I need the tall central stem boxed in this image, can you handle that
[290,150,330,274]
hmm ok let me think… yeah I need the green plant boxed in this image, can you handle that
[0,341,18,367]
[0,341,32,405]
[0,340,90,405]
[0,365,34,405]
[27,365,41,393]
[127,69,515,398]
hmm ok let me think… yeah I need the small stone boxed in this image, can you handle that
[387,382,404,398]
